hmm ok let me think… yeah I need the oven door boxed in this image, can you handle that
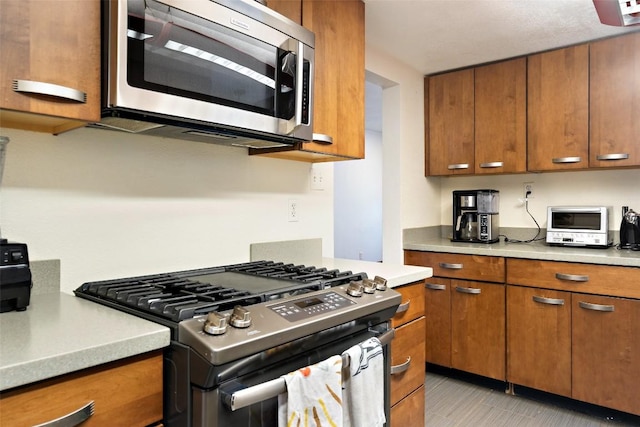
[107,0,314,140]
[191,322,392,427]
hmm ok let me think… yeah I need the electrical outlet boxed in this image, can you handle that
[523,182,534,199]
[310,168,325,190]
[288,199,298,222]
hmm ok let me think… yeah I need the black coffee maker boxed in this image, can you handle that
[620,207,640,250]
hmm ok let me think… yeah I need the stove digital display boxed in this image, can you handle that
[295,298,323,309]
[269,291,356,322]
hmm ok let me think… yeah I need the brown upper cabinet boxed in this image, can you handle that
[258,0,365,162]
[0,0,100,134]
[527,45,589,172]
[589,32,640,169]
[426,58,526,176]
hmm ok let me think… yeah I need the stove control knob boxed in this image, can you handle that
[374,276,388,291]
[230,306,252,328]
[203,311,229,336]
[362,279,376,294]
[346,281,364,297]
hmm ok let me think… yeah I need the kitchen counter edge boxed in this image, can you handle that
[0,292,170,392]
[320,257,433,287]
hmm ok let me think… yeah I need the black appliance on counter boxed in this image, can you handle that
[75,260,401,427]
[0,240,32,313]
[620,206,640,250]
[452,189,500,243]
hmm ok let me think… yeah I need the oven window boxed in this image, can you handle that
[126,0,296,120]
[552,212,601,230]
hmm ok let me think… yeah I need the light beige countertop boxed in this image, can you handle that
[319,257,433,288]
[404,228,640,268]
[0,292,170,392]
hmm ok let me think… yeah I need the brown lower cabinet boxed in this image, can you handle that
[0,351,163,426]
[390,281,426,426]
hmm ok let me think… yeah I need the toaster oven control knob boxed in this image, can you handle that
[362,279,376,294]
[230,305,252,328]
[203,311,229,336]
[346,281,364,297]
[373,276,388,291]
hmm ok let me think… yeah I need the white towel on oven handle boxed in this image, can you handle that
[277,354,343,427]
[341,336,386,427]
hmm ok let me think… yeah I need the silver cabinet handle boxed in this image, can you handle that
[311,133,333,144]
[426,283,447,291]
[555,273,589,282]
[533,295,565,306]
[447,163,469,170]
[479,161,503,168]
[439,262,463,270]
[33,401,94,427]
[455,286,481,295]
[13,79,87,103]
[552,156,582,164]
[595,153,629,161]
[390,356,411,375]
[395,300,410,314]
[578,301,615,312]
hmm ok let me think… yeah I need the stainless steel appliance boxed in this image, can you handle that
[620,206,640,250]
[546,206,613,247]
[74,260,400,426]
[94,0,315,149]
[452,190,500,243]
[0,240,32,313]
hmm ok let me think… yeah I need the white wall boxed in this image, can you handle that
[0,127,335,293]
[439,170,640,232]
[365,45,441,263]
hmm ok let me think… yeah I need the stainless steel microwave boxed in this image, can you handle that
[94,0,315,149]
[546,206,613,247]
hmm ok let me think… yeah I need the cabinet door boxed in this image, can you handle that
[474,58,527,174]
[590,32,640,168]
[424,278,452,367]
[451,280,505,380]
[506,286,571,396]
[572,294,640,416]
[0,0,100,132]
[265,0,302,23]
[427,69,475,176]
[528,45,589,172]
[390,386,425,427]
[302,0,364,159]
[390,317,426,407]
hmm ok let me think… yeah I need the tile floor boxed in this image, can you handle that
[424,367,640,426]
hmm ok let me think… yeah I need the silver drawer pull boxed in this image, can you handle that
[579,301,614,312]
[555,273,589,282]
[33,401,94,427]
[426,283,447,291]
[13,79,87,103]
[390,357,411,375]
[311,133,333,144]
[447,163,469,170]
[395,300,410,314]
[479,161,503,168]
[455,286,481,295]
[439,262,463,270]
[533,295,565,306]
[595,153,629,161]
[552,156,582,164]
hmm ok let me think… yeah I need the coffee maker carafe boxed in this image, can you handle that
[452,190,500,243]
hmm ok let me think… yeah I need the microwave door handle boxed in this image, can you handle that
[280,39,305,135]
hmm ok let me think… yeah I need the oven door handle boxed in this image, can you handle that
[223,328,396,411]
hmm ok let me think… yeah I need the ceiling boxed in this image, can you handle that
[364,0,640,76]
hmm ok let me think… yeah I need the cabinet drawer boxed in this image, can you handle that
[405,251,505,283]
[390,317,426,407]
[391,281,425,327]
[0,351,163,426]
[507,259,640,299]
[390,385,425,427]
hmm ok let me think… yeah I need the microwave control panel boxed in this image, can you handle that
[546,231,612,247]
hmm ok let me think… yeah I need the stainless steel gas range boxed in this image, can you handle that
[74,260,401,427]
